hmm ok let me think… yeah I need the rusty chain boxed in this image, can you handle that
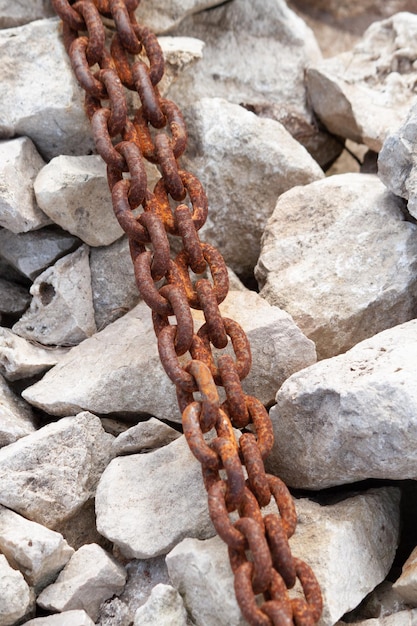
[51,1,323,623]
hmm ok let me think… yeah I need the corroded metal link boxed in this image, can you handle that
[95,69,128,136]
[246,395,274,459]
[91,109,126,167]
[158,325,196,391]
[108,141,147,207]
[211,437,246,510]
[73,1,105,64]
[152,285,194,356]
[174,204,206,274]
[234,562,275,626]
[218,354,250,427]
[52,0,85,30]
[138,211,170,280]
[110,33,137,89]
[186,360,221,431]
[175,243,229,309]
[154,133,185,200]
[70,37,108,97]
[229,517,273,594]
[133,61,166,128]
[267,475,297,538]
[111,178,150,241]
[264,514,296,588]
[197,318,252,383]
[152,170,208,234]
[134,100,187,162]
[196,279,228,349]
[240,432,271,507]
[109,0,141,54]
[182,401,220,469]
[133,23,165,85]
[293,559,323,623]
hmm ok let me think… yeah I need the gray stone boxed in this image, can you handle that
[0,1,54,28]
[13,245,97,347]
[54,498,113,553]
[96,435,214,559]
[267,319,417,490]
[0,137,49,233]
[24,611,95,626]
[0,328,69,382]
[34,155,124,247]
[346,581,412,621]
[180,97,323,275]
[133,584,188,626]
[337,610,417,626]
[112,417,181,456]
[37,543,127,621]
[306,13,417,152]
[0,553,34,626]
[22,287,316,420]
[0,227,79,281]
[378,101,417,221]
[0,19,94,159]
[0,411,113,528]
[0,373,36,446]
[255,173,417,359]
[0,505,74,592]
[0,277,30,316]
[393,546,417,605]
[90,236,140,331]
[167,489,400,626]
[137,0,227,33]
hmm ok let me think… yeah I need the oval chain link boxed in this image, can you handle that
[51,1,323,623]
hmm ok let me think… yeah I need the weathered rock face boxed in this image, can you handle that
[181,97,324,275]
[96,435,215,558]
[112,417,181,456]
[267,320,417,490]
[0,137,50,233]
[34,156,124,247]
[22,289,316,419]
[137,0,226,33]
[393,546,417,605]
[133,583,188,626]
[0,1,54,28]
[0,553,35,626]
[256,173,417,359]
[378,101,417,221]
[0,374,37,447]
[24,611,96,626]
[166,488,400,626]
[0,412,113,528]
[306,13,417,152]
[13,245,97,346]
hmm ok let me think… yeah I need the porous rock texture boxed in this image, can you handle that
[1,2,417,625]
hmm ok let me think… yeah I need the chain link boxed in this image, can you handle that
[51,1,323,622]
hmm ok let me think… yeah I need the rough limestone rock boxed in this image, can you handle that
[393,546,417,605]
[181,97,324,274]
[0,227,78,281]
[337,610,417,626]
[0,137,49,233]
[0,1,54,28]
[133,583,188,626]
[158,35,205,95]
[90,236,141,331]
[378,101,417,221]
[0,553,34,625]
[137,0,226,33]
[347,581,412,621]
[306,13,417,152]
[0,412,113,528]
[0,328,68,381]
[37,543,127,621]
[267,319,417,490]
[0,374,36,446]
[13,245,97,346]
[24,611,95,626]
[112,417,181,456]
[167,488,400,626]
[255,173,417,359]
[0,505,74,592]
[23,288,316,419]
[96,435,214,558]
[0,19,94,159]
[0,277,30,317]
[34,156,124,247]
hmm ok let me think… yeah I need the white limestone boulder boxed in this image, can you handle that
[255,173,417,359]
[22,289,316,420]
[306,13,417,151]
[37,543,127,621]
[0,505,74,592]
[0,137,50,233]
[267,319,417,489]
[24,611,95,626]
[95,435,214,558]
[133,583,188,626]
[181,97,324,274]
[0,328,68,381]
[13,245,97,346]
[112,418,181,456]
[0,374,36,446]
[0,411,113,528]
[0,553,35,625]
[166,488,400,626]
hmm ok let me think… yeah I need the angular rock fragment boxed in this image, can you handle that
[267,319,417,489]
[393,546,417,605]
[23,288,316,419]
[34,155,124,247]
[96,435,214,558]
[306,13,417,151]
[90,236,140,330]
[256,173,417,359]
[0,328,68,381]
[378,101,417,221]
[0,277,30,317]
[0,227,79,281]
[24,611,95,626]
[37,543,127,621]
[0,412,113,528]
[112,417,181,456]
[0,505,74,592]
[167,489,400,626]
[0,374,36,446]
[181,97,324,274]
[343,580,412,622]
[133,583,188,626]
[0,1,54,28]
[158,35,205,95]
[0,553,35,625]
[0,137,50,233]
[137,0,227,33]
[13,245,97,346]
